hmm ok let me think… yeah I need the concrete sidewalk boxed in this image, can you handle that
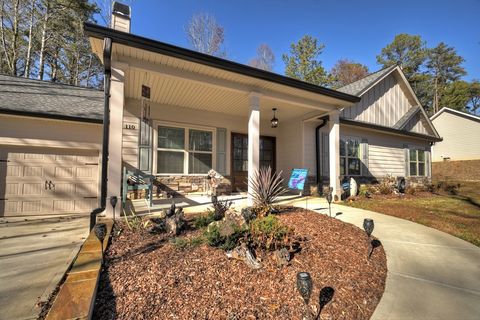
[282,197,480,320]
[0,214,89,320]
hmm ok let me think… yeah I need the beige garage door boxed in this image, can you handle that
[0,146,99,216]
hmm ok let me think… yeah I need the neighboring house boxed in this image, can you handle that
[430,107,480,162]
[0,74,103,216]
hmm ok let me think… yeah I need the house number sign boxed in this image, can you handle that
[125,124,136,130]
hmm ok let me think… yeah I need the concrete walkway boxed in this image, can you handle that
[281,197,480,320]
[0,214,89,320]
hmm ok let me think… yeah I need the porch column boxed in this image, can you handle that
[106,63,126,218]
[328,109,341,199]
[247,93,261,206]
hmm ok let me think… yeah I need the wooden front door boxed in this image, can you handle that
[231,133,276,192]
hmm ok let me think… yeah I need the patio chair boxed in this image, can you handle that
[122,167,154,208]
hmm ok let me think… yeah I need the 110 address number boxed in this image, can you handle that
[125,124,136,130]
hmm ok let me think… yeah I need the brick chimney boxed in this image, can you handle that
[111,2,131,33]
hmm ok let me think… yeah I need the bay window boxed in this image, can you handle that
[409,149,425,176]
[156,125,213,175]
[340,137,361,176]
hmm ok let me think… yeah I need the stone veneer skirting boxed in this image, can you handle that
[126,175,233,199]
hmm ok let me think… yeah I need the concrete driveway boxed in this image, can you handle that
[0,214,89,320]
[282,197,480,320]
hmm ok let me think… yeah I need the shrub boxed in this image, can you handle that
[248,166,287,209]
[249,215,294,251]
[193,211,216,229]
[405,186,417,195]
[203,224,247,250]
[170,236,205,249]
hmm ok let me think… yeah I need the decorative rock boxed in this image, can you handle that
[208,208,246,237]
[274,248,291,266]
[226,244,262,269]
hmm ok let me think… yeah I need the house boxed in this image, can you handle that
[0,74,103,216]
[0,2,442,217]
[430,107,480,162]
[83,2,442,219]
[429,107,480,181]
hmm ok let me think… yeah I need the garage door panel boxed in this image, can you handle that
[22,200,42,213]
[7,165,22,177]
[53,200,75,212]
[78,155,98,164]
[54,166,75,178]
[22,183,43,195]
[75,199,98,211]
[76,166,96,179]
[23,166,44,177]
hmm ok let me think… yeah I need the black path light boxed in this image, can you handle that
[363,218,374,238]
[271,108,279,128]
[94,223,107,261]
[296,272,313,318]
[326,187,333,217]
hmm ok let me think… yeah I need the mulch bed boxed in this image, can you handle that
[93,208,387,320]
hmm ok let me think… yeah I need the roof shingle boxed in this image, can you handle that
[337,65,397,96]
[0,74,103,122]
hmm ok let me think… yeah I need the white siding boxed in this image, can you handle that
[431,111,480,161]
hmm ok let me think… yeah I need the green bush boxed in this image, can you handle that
[249,215,293,251]
[194,211,216,229]
[170,236,205,249]
[203,223,247,250]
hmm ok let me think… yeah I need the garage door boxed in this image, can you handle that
[0,146,99,216]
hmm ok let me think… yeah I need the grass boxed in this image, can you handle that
[346,181,480,247]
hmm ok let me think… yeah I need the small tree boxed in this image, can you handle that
[248,43,275,71]
[282,35,328,86]
[185,12,226,57]
[329,59,369,88]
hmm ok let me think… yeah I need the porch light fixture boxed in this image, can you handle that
[271,108,279,128]
[296,272,313,305]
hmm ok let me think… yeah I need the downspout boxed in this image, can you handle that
[315,115,329,190]
[90,37,112,230]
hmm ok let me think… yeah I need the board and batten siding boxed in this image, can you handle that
[341,73,413,127]
[431,110,480,161]
[341,73,432,136]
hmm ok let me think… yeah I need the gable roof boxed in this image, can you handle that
[0,74,103,123]
[337,64,397,96]
[430,107,480,123]
[339,65,441,140]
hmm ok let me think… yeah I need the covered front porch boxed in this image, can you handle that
[86,24,357,218]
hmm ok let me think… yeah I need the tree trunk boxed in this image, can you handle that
[38,0,50,80]
[85,54,92,87]
[11,0,20,75]
[24,0,36,77]
[0,0,13,73]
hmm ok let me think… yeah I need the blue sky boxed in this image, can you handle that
[115,0,480,81]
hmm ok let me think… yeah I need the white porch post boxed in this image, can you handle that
[106,63,126,218]
[328,109,341,199]
[247,93,261,206]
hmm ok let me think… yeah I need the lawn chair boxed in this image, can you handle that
[122,167,154,208]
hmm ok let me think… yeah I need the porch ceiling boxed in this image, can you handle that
[89,37,355,119]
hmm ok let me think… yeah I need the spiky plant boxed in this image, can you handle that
[248,166,287,208]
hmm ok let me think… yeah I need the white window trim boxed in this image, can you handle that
[408,148,426,177]
[340,135,362,176]
[153,120,216,176]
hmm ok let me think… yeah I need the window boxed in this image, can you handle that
[156,125,213,174]
[340,137,361,176]
[409,149,426,176]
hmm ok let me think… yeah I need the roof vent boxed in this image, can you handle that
[111,1,131,33]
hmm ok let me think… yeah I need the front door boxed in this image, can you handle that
[231,133,276,192]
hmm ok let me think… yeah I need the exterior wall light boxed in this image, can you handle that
[271,108,279,128]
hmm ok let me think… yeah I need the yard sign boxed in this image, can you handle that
[288,168,309,191]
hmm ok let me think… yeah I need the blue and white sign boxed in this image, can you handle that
[288,168,309,190]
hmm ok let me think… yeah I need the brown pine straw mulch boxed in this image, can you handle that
[93,208,387,320]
